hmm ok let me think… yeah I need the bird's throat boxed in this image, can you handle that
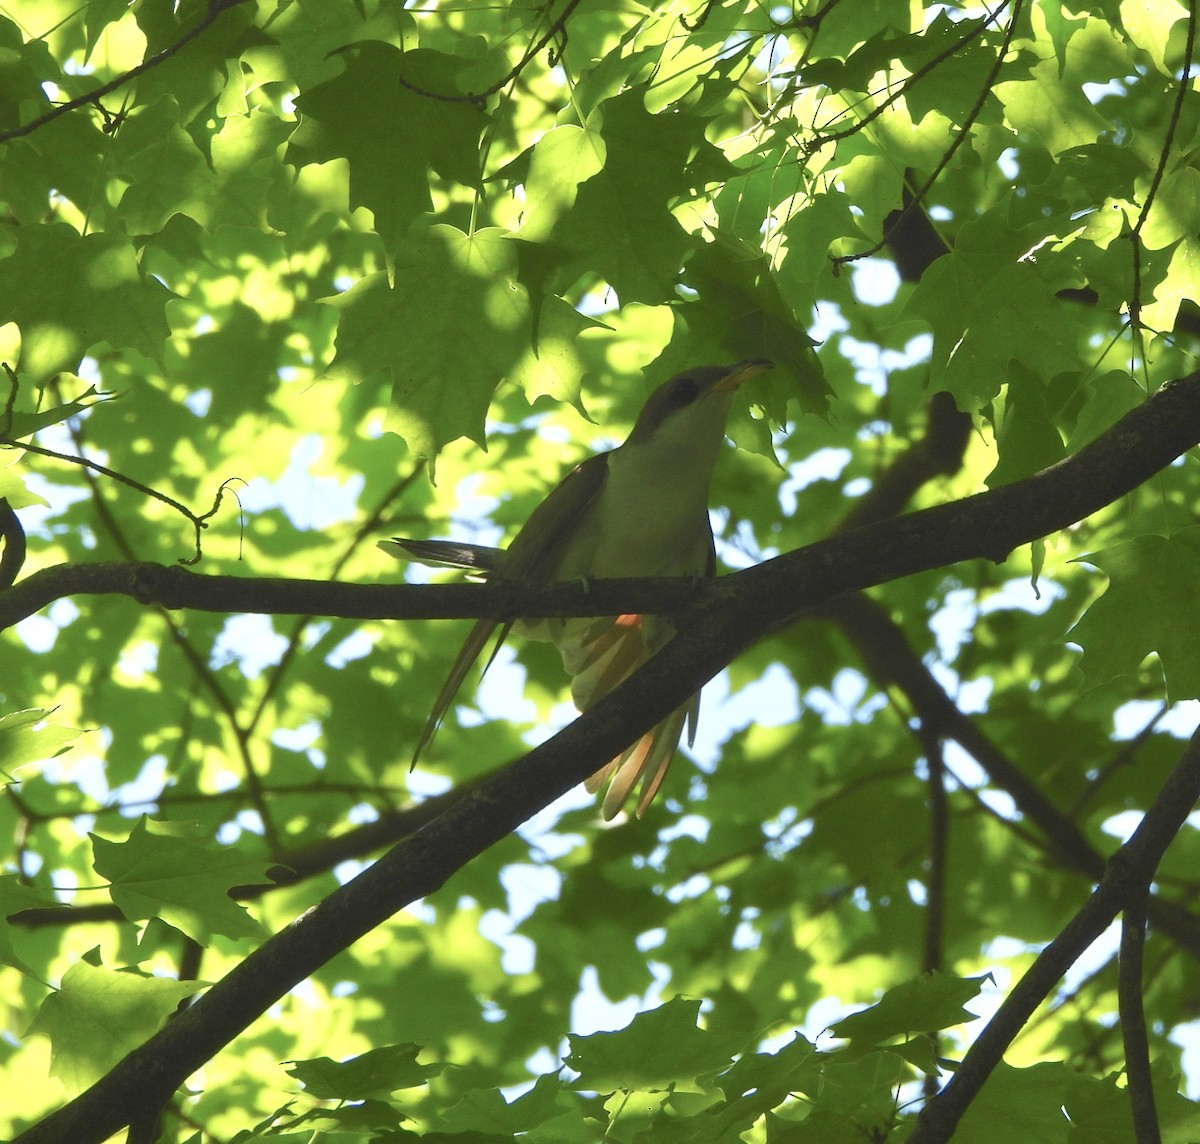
[582,436,718,578]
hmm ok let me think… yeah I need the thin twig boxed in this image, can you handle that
[397,0,587,104]
[1121,884,1161,1144]
[1126,0,1197,331]
[832,0,1023,268]
[0,0,254,145]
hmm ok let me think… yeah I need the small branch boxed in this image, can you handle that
[1070,704,1171,816]
[831,0,1023,268]
[1127,1,1196,331]
[808,1,1005,154]
[831,594,1103,875]
[397,0,587,104]
[836,391,972,532]
[922,729,948,976]
[908,726,1200,1144]
[5,434,240,564]
[9,770,488,929]
[1121,885,1161,1144]
[0,0,254,145]
[831,590,1200,959]
[247,462,427,735]
[922,729,949,1103]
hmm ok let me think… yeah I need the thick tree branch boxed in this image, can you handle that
[2,371,1198,636]
[0,497,24,588]
[12,373,1200,1144]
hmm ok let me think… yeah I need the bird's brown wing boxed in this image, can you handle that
[500,452,611,581]
[409,452,612,765]
[406,448,706,819]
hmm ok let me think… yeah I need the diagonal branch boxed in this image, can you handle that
[0,0,254,145]
[908,724,1200,1144]
[831,591,1200,958]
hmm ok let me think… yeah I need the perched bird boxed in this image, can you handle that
[381,359,772,818]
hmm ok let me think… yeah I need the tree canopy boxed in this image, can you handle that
[3,0,1200,1141]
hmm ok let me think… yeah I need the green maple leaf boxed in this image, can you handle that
[564,998,736,1092]
[554,90,730,304]
[25,954,208,1093]
[1069,528,1200,701]
[325,224,595,458]
[288,43,488,253]
[0,874,61,975]
[682,230,830,424]
[775,189,861,310]
[829,972,986,1043]
[114,96,221,232]
[0,459,46,509]
[0,708,82,776]
[903,213,1089,406]
[1,384,112,442]
[286,1043,445,1100]
[806,1052,907,1132]
[995,55,1113,154]
[954,1061,1069,1144]
[91,818,271,942]
[83,0,129,59]
[1066,1063,1200,1142]
[439,1074,568,1135]
[987,362,1069,487]
[518,124,606,243]
[0,224,173,380]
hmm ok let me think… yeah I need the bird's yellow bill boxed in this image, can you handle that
[714,358,773,392]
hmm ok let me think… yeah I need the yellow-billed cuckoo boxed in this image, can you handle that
[381,358,772,819]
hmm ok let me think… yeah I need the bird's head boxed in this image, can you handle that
[625,359,773,456]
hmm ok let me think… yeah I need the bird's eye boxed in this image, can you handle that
[670,377,700,405]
